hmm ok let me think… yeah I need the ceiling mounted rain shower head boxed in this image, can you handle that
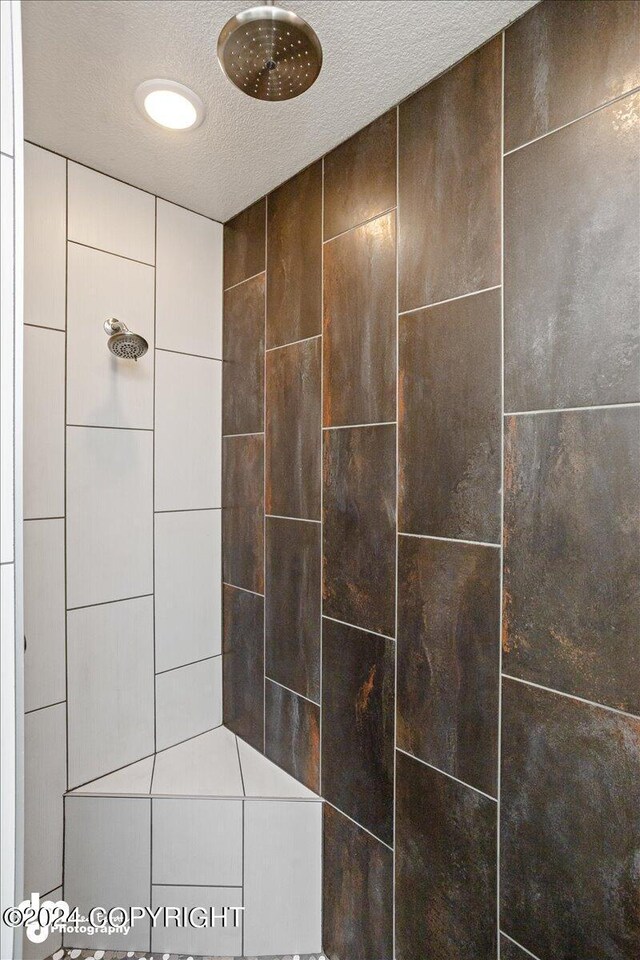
[217,1,322,102]
[104,318,148,361]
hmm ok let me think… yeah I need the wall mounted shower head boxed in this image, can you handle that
[217,1,322,102]
[103,318,148,361]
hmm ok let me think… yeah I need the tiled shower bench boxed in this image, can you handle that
[63,727,322,957]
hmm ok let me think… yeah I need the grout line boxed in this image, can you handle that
[235,734,246,797]
[504,84,640,157]
[155,653,221,676]
[23,321,65,333]
[500,931,543,960]
[24,515,65,522]
[399,531,501,549]
[265,332,322,353]
[393,98,400,960]
[66,423,153,432]
[156,346,222,363]
[25,139,224,225]
[153,882,243,889]
[497,31,506,958]
[222,430,264,439]
[67,238,154,269]
[502,673,640,721]
[322,205,398,245]
[223,268,265,293]
[265,676,320,708]
[222,581,265,598]
[399,284,501,317]
[149,790,153,949]
[67,592,153,613]
[25,699,66,716]
[504,401,640,417]
[150,752,157,798]
[396,747,497,804]
[323,613,395,643]
[155,506,221,514]
[323,419,396,431]
[266,512,320,524]
[324,799,394,853]
[68,751,156,793]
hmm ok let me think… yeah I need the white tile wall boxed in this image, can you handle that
[24,702,66,896]
[68,162,155,264]
[155,349,222,511]
[153,798,242,885]
[156,200,223,358]
[0,2,12,155]
[23,325,65,520]
[155,655,222,751]
[244,800,323,956]
[67,243,154,428]
[66,426,153,607]
[67,595,154,788]
[151,884,243,956]
[151,727,243,797]
[0,154,15,562]
[64,796,151,950]
[22,886,63,960]
[71,755,154,795]
[24,144,66,330]
[23,519,65,712]
[155,509,221,672]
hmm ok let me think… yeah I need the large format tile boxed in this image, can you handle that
[266,162,322,348]
[398,535,500,797]
[24,519,66,712]
[395,750,497,960]
[67,162,155,264]
[222,434,264,592]
[222,271,264,436]
[323,211,396,427]
[155,509,221,672]
[505,92,640,411]
[322,618,395,845]
[67,242,154,429]
[503,408,640,714]
[244,800,322,955]
[151,727,243,797]
[265,680,320,793]
[398,36,501,312]
[399,288,501,543]
[0,155,14,562]
[500,935,535,960]
[152,798,242,885]
[155,349,222,511]
[323,803,393,960]
[151,885,243,956]
[24,703,66,895]
[505,0,640,151]
[323,424,396,637]
[222,584,264,751]
[156,656,222,751]
[24,144,66,330]
[64,796,150,950]
[66,426,153,607]
[156,199,222,358]
[265,516,320,702]
[266,336,321,520]
[500,679,640,960]
[24,326,65,520]
[223,197,265,290]
[67,596,154,787]
[324,108,396,241]
[71,756,154,795]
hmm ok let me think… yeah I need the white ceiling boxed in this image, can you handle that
[22,0,537,222]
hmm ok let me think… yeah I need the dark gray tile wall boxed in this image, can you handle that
[222,3,640,955]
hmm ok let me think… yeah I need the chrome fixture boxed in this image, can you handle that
[103,318,148,361]
[217,1,322,102]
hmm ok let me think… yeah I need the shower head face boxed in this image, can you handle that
[107,331,149,361]
[218,4,322,101]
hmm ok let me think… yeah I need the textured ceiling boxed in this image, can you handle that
[22,0,537,222]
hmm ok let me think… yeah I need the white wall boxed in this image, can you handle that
[1,3,24,959]
[22,143,222,957]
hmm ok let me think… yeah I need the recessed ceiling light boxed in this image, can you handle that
[135,79,205,131]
